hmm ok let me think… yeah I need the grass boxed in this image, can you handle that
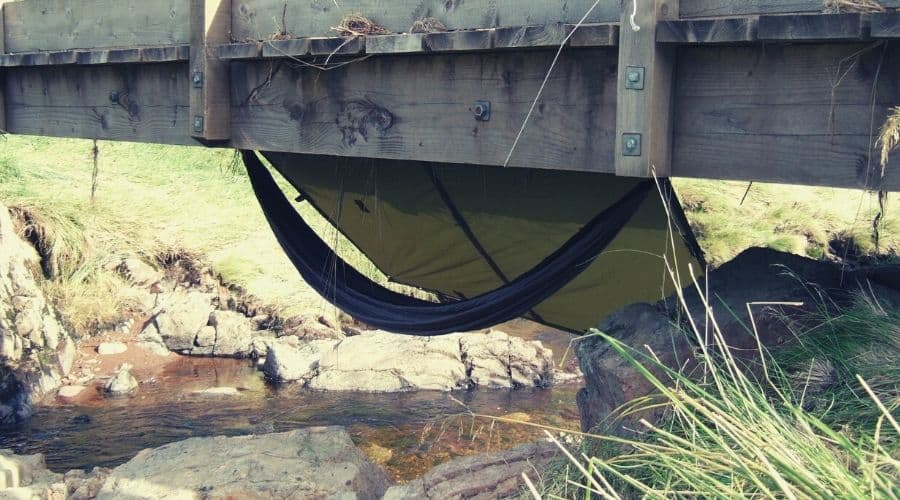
[673,178,900,265]
[532,265,899,498]
[0,136,387,333]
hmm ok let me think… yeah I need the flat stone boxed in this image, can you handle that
[192,387,240,396]
[96,428,390,499]
[57,385,86,400]
[96,342,127,356]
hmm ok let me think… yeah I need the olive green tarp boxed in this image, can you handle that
[265,152,704,333]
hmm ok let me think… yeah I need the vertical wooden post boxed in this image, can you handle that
[190,0,231,141]
[614,0,678,177]
[0,1,8,132]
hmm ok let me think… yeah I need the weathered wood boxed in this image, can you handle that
[0,45,190,67]
[217,42,262,60]
[423,29,493,52]
[758,14,865,41]
[366,33,426,54]
[493,23,568,48]
[308,36,365,56]
[4,0,190,52]
[680,0,822,18]
[871,12,900,38]
[672,44,900,191]
[231,0,620,42]
[5,64,193,145]
[615,0,678,177]
[569,24,619,47]
[190,0,230,140]
[658,18,758,44]
[0,1,7,131]
[230,49,619,172]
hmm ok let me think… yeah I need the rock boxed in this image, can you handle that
[96,428,390,499]
[65,467,111,500]
[577,303,696,433]
[207,310,253,357]
[192,387,240,396]
[262,330,555,392]
[459,331,553,388]
[0,449,64,496]
[153,291,215,351]
[96,342,127,356]
[280,314,345,341]
[383,441,558,500]
[136,323,170,356]
[104,364,138,395]
[576,247,900,434]
[262,338,330,383]
[116,258,163,287]
[0,204,76,423]
[57,385,86,400]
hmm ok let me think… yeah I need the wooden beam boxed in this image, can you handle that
[872,12,900,39]
[0,1,6,132]
[679,0,823,18]
[229,49,619,172]
[3,0,190,52]
[658,18,757,44]
[231,0,620,41]
[4,64,193,145]
[671,44,900,191]
[757,14,865,42]
[615,0,678,177]
[190,0,231,141]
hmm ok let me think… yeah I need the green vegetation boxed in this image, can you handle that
[673,178,900,265]
[534,288,899,498]
[0,136,383,332]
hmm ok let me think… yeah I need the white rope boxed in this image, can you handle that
[629,0,642,31]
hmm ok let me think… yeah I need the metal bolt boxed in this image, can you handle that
[624,66,645,90]
[193,116,204,133]
[192,71,204,88]
[622,133,642,156]
[473,100,491,121]
[109,91,119,104]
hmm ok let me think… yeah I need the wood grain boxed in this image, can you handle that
[190,0,230,140]
[229,49,619,172]
[0,1,7,131]
[757,14,865,41]
[231,0,620,41]
[615,0,678,177]
[658,18,758,44]
[672,44,900,191]
[4,0,190,52]
[871,12,900,39]
[680,0,823,18]
[5,63,193,145]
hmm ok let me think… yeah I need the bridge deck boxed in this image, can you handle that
[1,0,899,191]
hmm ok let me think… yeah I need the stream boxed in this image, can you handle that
[0,320,583,482]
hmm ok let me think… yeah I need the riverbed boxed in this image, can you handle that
[0,319,582,482]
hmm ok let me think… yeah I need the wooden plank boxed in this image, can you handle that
[261,39,310,59]
[4,63,193,145]
[671,44,900,191]
[423,30,493,52]
[231,0,620,41]
[0,1,6,131]
[758,14,865,41]
[0,46,189,67]
[615,0,678,177]
[871,12,900,38]
[218,42,262,60]
[4,0,190,52]
[680,0,823,18]
[229,49,619,172]
[308,36,365,56]
[493,23,568,48]
[190,0,231,141]
[367,34,426,54]
[569,24,619,47]
[141,45,191,63]
[657,18,758,44]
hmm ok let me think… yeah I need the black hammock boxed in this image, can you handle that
[242,150,651,336]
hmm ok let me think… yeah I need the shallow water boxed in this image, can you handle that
[0,321,583,482]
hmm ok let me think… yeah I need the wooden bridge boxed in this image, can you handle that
[1,0,900,191]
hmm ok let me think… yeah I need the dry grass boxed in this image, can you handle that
[333,14,390,37]
[823,0,886,13]
[878,106,900,178]
[410,18,448,34]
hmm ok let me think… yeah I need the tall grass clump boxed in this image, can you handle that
[534,260,899,498]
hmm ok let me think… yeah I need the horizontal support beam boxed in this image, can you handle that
[0,45,190,67]
[659,14,885,45]
[218,24,618,60]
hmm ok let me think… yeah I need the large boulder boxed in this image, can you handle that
[206,310,253,357]
[0,449,65,497]
[576,247,900,433]
[383,441,558,499]
[262,330,554,392]
[96,428,391,499]
[0,205,75,423]
[153,291,215,351]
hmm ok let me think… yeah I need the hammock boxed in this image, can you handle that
[242,150,651,336]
